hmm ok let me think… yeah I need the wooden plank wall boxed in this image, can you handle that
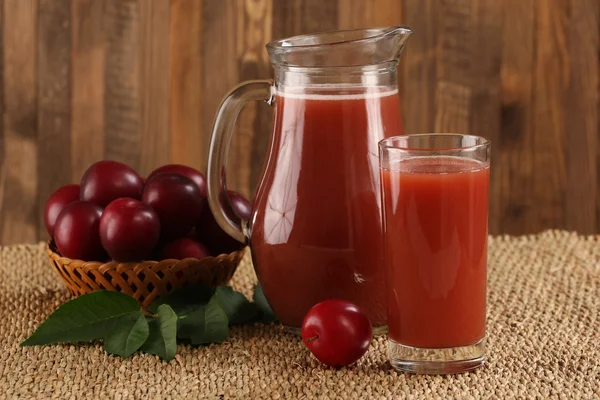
[0,0,598,244]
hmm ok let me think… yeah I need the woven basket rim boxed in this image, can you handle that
[47,240,247,269]
[46,240,246,309]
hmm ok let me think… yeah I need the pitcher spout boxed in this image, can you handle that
[377,26,414,63]
[267,26,413,68]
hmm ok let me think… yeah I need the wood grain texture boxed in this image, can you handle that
[138,0,171,176]
[234,0,272,199]
[564,0,599,234]
[434,0,474,133]
[169,0,204,172]
[202,0,240,192]
[0,0,598,244]
[1,0,38,243]
[402,0,437,134]
[37,0,72,239]
[104,0,141,170]
[299,0,337,33]
[467,0,502,234]
[499,0,536,235]
[532,0,569,232]
[0,0,4,231]
[338,0,403,29]
[71,0,106,182]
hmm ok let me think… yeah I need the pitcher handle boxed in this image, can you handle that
[207,80,274,244]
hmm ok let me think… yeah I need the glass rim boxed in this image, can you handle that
[379,133,490,152]
[266,26,413,52]
[273,62,398,74]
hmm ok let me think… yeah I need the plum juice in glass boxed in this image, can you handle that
[379,134,490,374]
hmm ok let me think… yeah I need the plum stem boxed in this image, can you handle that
[304,334,319,343]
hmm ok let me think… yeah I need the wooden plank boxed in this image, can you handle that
[202,0,240,191]
[434,81,471,133]
[337,0,403,29]
[564,0,599,234]
[337,0,371,29]
[468,0,502,234]
[138,0,170,176]
[298,0,337,33]
[169,0,204,172]
[0,0,4,235]
[0,0,594,236]
[37,0,72,240]
[104,0,141,171]
[401,0,437,134]
[498,0,536,235]
[272,0,338,40]
[271,0,298,39]
[531,0,569,232]
[71,0,106,181]
[0,0,38,244]
[434,0,474,133]
[233,0,272,199]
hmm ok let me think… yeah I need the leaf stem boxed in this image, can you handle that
[142,310,157,318]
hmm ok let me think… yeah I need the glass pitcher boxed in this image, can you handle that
[207,26,413,331]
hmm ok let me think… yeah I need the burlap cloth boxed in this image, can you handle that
[0,230,598,399]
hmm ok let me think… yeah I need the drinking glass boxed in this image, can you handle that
[379,134,490,374]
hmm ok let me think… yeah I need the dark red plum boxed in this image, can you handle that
[54,201,105,260]
[142,173,203,239]
[158,237,211,260]
[225,190,252,221]
[100,198,161,262]
[80,160,144,207]
[44,184,80,238]
[196,190,251,254]
[147,164,207,197]
[302,299,373,368]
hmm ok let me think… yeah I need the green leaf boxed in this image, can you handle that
[149,285,215,316]
[215,286,258,325]
[252,284,277,323]
[21,291,142,346]
[104,313,149,358]
[178,296,229,345]
[140,305,178,361]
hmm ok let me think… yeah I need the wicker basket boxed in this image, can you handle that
[47,241,245,309]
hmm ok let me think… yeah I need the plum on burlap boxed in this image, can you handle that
[0,231,598,399]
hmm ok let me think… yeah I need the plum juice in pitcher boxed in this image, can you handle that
[207,27,413,330]
[251,88,402,327]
